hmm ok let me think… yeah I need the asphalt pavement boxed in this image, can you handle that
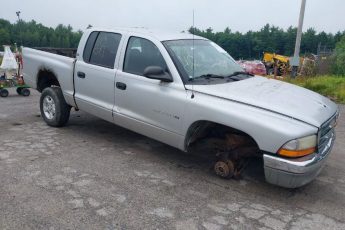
[1,88,345,230]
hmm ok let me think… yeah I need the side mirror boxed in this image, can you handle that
[143,66,173,82]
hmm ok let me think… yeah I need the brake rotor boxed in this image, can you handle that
[214,160,234,178]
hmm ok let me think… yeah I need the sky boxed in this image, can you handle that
[2,0,345,34]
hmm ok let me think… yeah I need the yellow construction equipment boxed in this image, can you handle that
[262,52,291,76]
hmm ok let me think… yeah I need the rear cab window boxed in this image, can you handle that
[83,31,122,69]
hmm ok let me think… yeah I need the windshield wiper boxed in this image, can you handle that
[224,71,254,81]
[226,71,254,78]
[191,74,225,80]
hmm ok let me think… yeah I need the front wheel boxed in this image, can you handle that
[40,87,71,127]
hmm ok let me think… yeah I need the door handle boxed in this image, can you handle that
[77,71,86,78]
[116,82,127,90]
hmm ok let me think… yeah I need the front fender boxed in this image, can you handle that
[182,91,318,153]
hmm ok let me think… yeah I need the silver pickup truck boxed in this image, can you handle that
[22,28,339,188]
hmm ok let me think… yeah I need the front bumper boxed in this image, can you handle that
[263,131,335,188]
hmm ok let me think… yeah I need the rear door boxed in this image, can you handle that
[74,31,122,122]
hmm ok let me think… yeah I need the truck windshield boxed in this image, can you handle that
[163,39,244,82]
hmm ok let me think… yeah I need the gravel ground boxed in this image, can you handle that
[1,88,345,230]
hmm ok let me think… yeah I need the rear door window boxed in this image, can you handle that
[83,31,98,62]
[84,32,122,69]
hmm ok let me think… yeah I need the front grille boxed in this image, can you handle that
[318,113,337,156]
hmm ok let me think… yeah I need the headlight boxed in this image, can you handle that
[278,135,317,158]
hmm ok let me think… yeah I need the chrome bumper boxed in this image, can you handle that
[263,131,335,188]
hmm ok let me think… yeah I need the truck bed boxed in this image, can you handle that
[22,47,77,107]
[32,47,77,58]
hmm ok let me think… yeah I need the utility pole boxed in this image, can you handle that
[16,11,22,46]
[291,0,307,78]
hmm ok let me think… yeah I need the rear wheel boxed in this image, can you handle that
[21,88,30,97]
[0,89,9,97]
[40,87,71,127]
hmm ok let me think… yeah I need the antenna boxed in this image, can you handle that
[191,10,195,99]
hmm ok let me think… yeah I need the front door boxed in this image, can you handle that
[114,36,187,146]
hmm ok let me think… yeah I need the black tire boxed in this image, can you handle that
[0,89,9,97]
[16,87,22,95]
[21,88,30,97]
[40,87,71,127]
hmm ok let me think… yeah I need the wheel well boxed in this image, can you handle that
[37,69,60,92]
[185,121,260,157]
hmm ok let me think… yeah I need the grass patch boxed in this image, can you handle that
[282,75,345,104]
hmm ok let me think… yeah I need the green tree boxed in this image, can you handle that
[187,24,341,60]
[0,18,82,49]
[301,28,317,54]
[0,17,344,60]
[0,28,10,47]
[333,36,345,75]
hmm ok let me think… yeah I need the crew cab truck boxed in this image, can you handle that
[22,28,339,188]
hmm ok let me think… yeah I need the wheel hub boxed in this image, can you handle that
[43,95,56,119]
[214,161,229,177]
[214,160,234,178]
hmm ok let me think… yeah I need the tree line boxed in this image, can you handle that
[0,18,82,50]
[189,25,345,60]
[0,18,344,62]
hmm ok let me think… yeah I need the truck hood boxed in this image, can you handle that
[186,76,338,127]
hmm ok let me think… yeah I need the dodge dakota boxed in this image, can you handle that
[22,28,339,188]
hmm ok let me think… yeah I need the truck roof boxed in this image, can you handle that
[88,27,207,42]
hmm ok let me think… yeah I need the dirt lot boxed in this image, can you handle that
[1,89,345,230]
